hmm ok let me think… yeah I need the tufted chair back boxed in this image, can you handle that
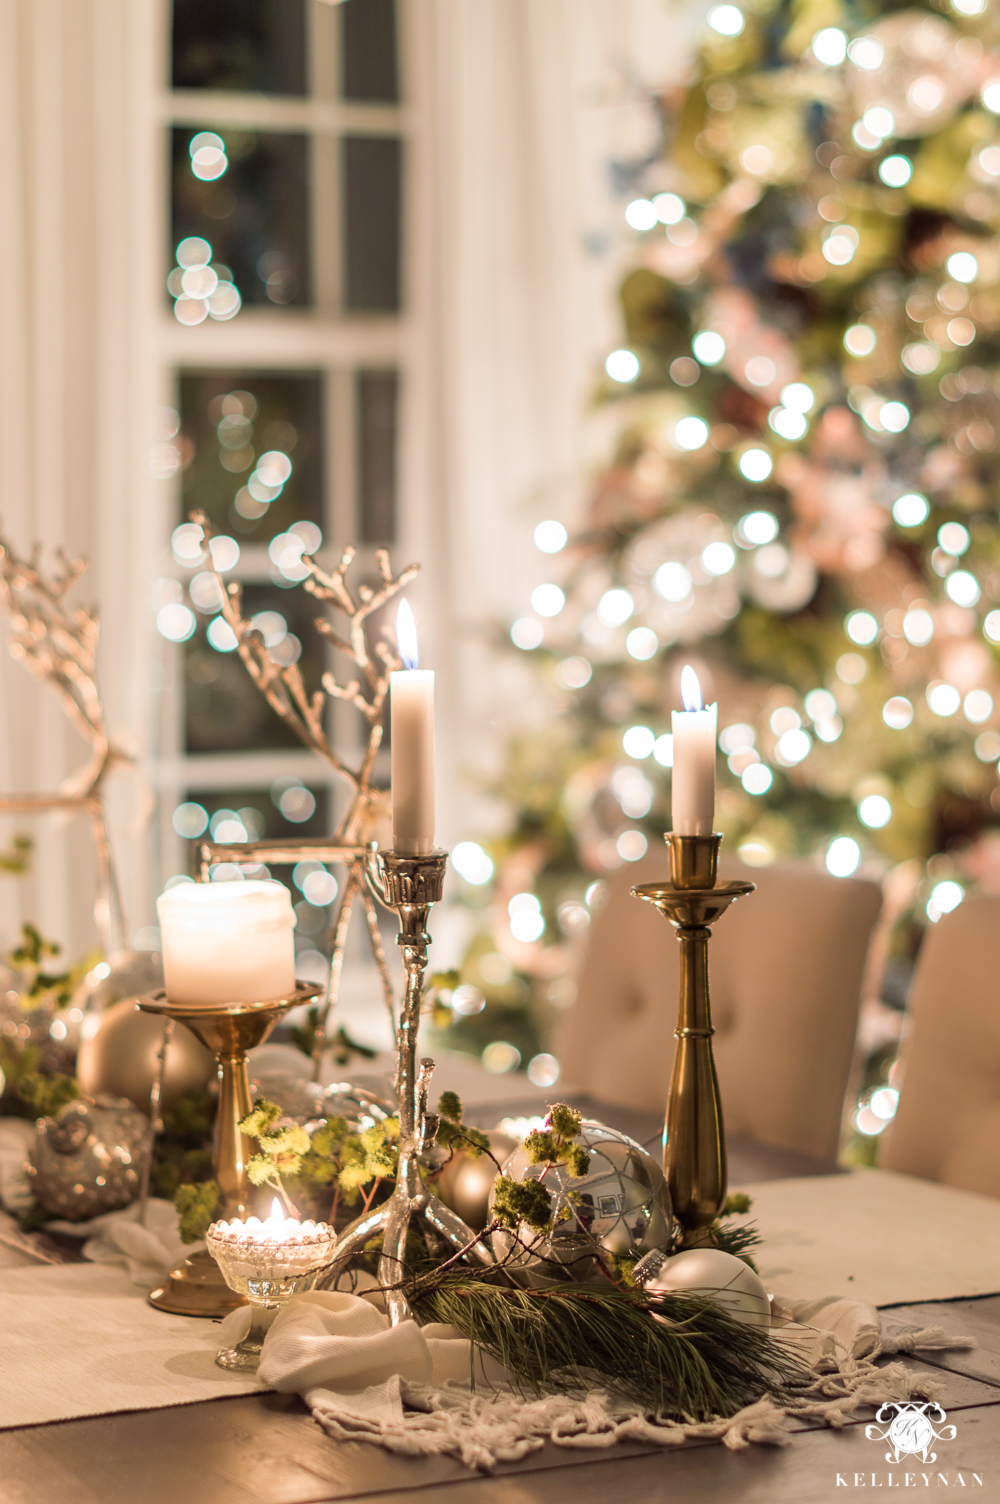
[554,852,881,1162]
[881,894,1000,1199]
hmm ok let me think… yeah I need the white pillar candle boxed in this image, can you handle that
[670,665,717,836]
[156,880,296,1006]
[391,600,435,855]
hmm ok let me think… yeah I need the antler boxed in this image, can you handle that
[191,514,418,843]
[0,535,120,798]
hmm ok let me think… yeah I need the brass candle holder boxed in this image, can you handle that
[137,981,322,1317]
[322,845,490,1325]
[632,833,754,1246]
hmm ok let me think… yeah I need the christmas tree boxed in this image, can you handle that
[434,0,1000,1145]
[439,2,1000,1137]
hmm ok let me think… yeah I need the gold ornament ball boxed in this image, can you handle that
[76,1000,214,1112]
[436,1129,518,1231]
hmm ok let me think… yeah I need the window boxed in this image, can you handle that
[154,0,405,932]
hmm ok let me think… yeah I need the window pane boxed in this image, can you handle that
[184,583,326,753]
[172,0,307,96]
[357,370,397,543]
[343,136,402,312]
[171,127,310,309]
[178,371,324,542]
[341,0,399,103]
[177,789,337,941]
[181,787,329,848]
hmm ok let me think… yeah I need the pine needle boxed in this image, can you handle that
[411,1270,806,1420]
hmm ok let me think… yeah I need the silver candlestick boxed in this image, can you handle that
[323,844,491,1323]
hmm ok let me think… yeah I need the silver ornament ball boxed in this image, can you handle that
[488,1119,674,1285]
[27,1094,149,1221]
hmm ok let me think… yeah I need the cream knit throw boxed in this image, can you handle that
[216,1288,973,1474]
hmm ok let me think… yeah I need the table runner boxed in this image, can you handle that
[0,1263,263,1429]
[739,1168,1000,1306]
[214,1287,970,1473]
[0,1165,994,1432]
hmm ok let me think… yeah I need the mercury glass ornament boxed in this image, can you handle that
[634,1246,771,1328]
[27,1094,148,1220]
[488,1120,674,1286]
[76,997,213,1112]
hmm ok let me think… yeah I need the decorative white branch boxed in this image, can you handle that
[0,534,129,799]
[191,513,417,844]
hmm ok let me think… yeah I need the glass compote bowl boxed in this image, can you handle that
[206,1202,337,1372]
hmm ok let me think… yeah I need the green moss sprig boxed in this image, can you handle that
[522,1103,591,1178]
[175,1180,221,1244]
[434,1090,490,1157]
[8,923,93,1011]
[238,1098,402,1222]
[491,1103,591,1237]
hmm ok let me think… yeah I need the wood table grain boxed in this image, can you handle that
[3,1110,997,1504]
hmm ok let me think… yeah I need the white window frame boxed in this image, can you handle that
[148,0,412,899]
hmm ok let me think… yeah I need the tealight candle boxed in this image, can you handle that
[390,599,436,855]
[156,880,296,1006]
[671,666,717,836]
[206,1198,337,1372]
[212,1197,325,1248]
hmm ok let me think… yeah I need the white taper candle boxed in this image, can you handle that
[670,665,717,836]
[390,600,436,855]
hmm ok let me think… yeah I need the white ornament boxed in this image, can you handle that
[637,1247,771,1328]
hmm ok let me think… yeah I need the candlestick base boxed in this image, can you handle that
[138,982,322,1317]
[317,845,491,1324]
[632,833,754,1244]
[148,1248,250,1319]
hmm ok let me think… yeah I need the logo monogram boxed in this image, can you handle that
[865,1402,957,1465]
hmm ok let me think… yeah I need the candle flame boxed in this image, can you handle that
[396,599,419,670]
[680,665,703,712]
[267,1197,284,1229]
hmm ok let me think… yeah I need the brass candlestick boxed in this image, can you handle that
[137,981,321,1316]
[632,833,754,1246]
[322,845,490,1324]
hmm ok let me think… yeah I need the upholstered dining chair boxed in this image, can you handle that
[880,893,1000,1199]
[554,852,882,1162]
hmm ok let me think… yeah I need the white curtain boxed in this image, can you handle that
[0,0,158,957]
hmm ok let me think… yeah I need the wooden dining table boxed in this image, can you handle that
[3,1096,998,1504]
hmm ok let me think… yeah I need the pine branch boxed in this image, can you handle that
[410,1271,807,1419]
